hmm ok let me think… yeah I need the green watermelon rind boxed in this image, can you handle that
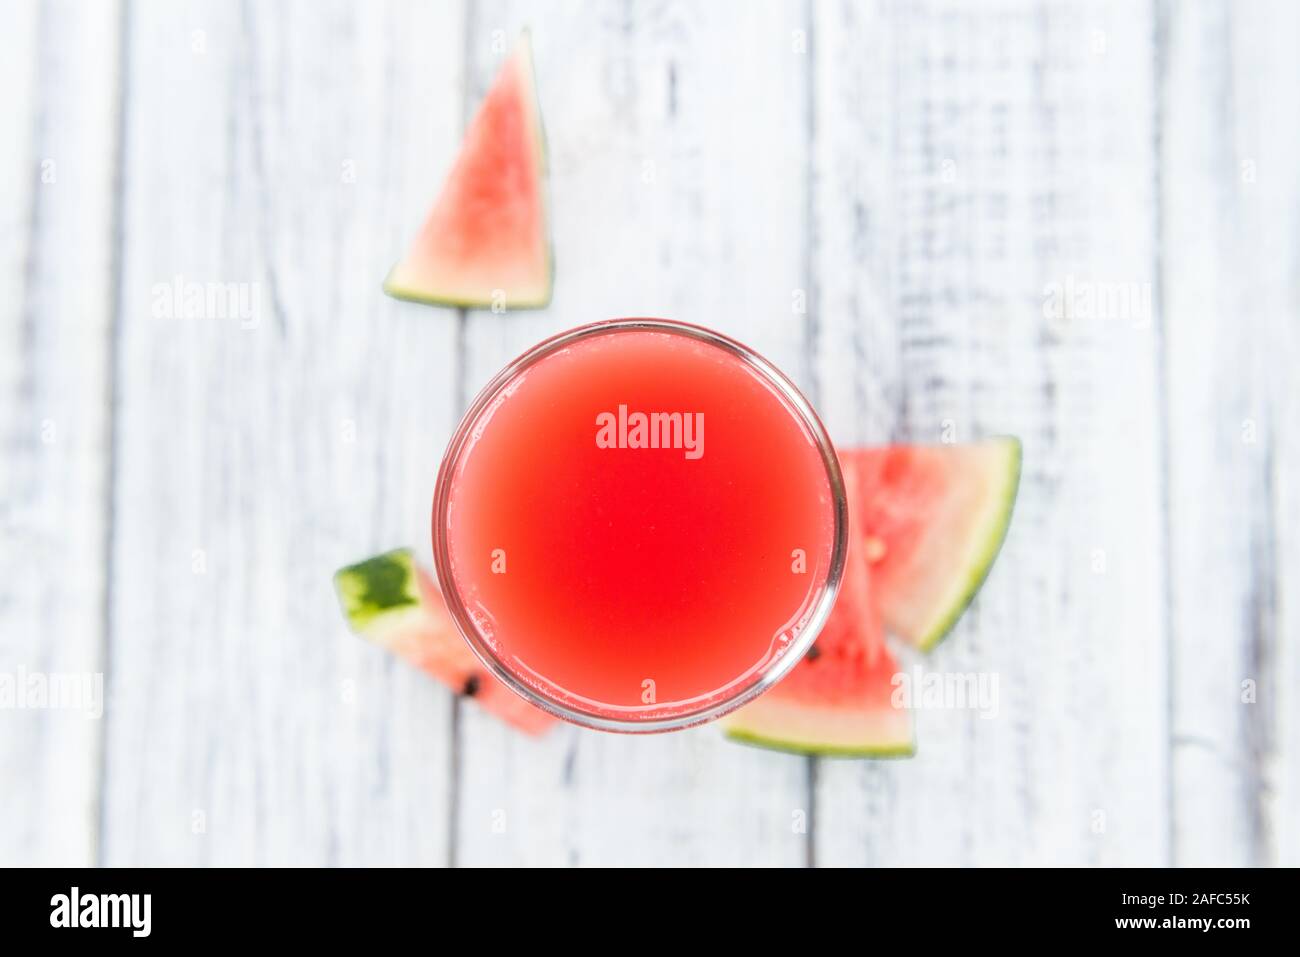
[912,436,1022,653]
[381,275,553,312]
[333,548,421,634]
[383,33,553,312]
[721,685,917,758]
[724,728,916,759]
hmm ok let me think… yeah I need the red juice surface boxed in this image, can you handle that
[439,326,836,717]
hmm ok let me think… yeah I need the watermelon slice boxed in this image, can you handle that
[722,457,915,757]
[844,437,1021,651]
[722,438,1020,756]
[384,34,551,309]
[333,549,555,735]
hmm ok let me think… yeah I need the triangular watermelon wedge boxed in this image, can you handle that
[843,437,1021,651]
[333,549,555,735]
[720,566,915,757]
[722,439,1019,756]
[384,34,552,309]
[722,457,915,757]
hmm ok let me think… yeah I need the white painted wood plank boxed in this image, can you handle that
[100,0,464,865]
[0,0,121,867]
[811,0,1167,865]
[454,0,814,866]
[1162,0,1300,866]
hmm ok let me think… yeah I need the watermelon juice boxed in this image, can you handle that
[432,319,847,731]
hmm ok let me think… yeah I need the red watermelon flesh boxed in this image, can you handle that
[334,549,554,736]
[722,457,914,756]
[384,35,551,309]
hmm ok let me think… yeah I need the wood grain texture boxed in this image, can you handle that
[1,0,1297,867]
[0,0,121,867]
[99,0,464,865]
[453,0,815,866]
[1161,0,1300,866]
[809,0,1167,865]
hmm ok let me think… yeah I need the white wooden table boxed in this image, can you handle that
[2,0,1296,867]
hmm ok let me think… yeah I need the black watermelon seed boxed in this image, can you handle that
[462,675,481,697]
[805,643,821,661]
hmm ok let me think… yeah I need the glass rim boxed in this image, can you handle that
[431,318,848,733]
